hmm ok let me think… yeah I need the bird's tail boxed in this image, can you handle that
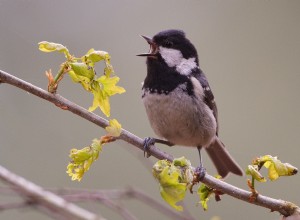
[205,137,243,178]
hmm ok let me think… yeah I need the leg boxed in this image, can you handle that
[143,137,174,157]
[196,146,206,181]
[197,146,203,165]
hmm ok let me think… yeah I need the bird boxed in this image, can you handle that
[137,29,243,178]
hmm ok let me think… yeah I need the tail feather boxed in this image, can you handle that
[205,138,243,178]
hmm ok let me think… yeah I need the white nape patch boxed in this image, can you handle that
[176,57,197,75]
[190,76,204,98]
[159,46,197,76]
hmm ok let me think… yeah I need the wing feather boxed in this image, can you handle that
[192,68,219,135]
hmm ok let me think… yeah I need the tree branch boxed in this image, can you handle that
[0,165,104,220]
[0,69,299,217]
[0,69,172,162]
[0,186,192,220]
[202,175,299,216]
[0,201,33,211]
[57,188,194,220]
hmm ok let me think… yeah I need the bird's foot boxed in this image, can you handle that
[143,137,156,158]
[195,165,206,182]
[143,137,174,158]
[195,146,206,180]
[190,165,207,193]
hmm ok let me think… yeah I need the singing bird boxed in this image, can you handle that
[138,29,243,177]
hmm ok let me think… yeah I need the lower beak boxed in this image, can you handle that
[137,35,158,57]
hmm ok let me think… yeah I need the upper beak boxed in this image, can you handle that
[137,35,158,57]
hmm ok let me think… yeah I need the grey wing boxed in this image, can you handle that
[192,69,219,135]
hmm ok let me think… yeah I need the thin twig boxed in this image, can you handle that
[99,199,138,220]
[0,165,104,220]
[0,201,33,211]
[0,186,187,220]
[62,193,138,220]
[1,69,299,217]
[57,188,192,220]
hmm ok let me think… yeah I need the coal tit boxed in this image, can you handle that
[138,29,243,177]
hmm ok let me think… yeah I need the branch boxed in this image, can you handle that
[0,69,299,217]
[0,186,192,220]
[63,194,138,220]
[0,165,104,220]
[57,188,193,220]
[0,69,172,162]
[0,200,74,220]
[0,201,32,211]
[202,175,299,216]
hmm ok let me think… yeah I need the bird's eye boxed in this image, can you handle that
[164,40,173,47]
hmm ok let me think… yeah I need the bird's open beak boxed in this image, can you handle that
[137,35,158,57]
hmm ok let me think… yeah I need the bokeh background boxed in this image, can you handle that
[1,1,300,219]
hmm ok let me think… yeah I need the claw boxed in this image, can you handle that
[143,137,174,158]
[143,137,156,158]
[195,165,206,181]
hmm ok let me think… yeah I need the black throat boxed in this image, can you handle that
[142,57,194,96]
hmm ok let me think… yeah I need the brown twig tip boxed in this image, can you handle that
[45,69,58,93]
[213,190,223,202]
[100,135,117,144]
[247,179,258,202]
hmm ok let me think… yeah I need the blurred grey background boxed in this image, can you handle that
[0,0,299,219]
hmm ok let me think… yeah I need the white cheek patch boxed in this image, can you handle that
[159,46,197,76]
[159,46,182,68]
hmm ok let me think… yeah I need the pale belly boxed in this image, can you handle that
[142,87,217,147]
